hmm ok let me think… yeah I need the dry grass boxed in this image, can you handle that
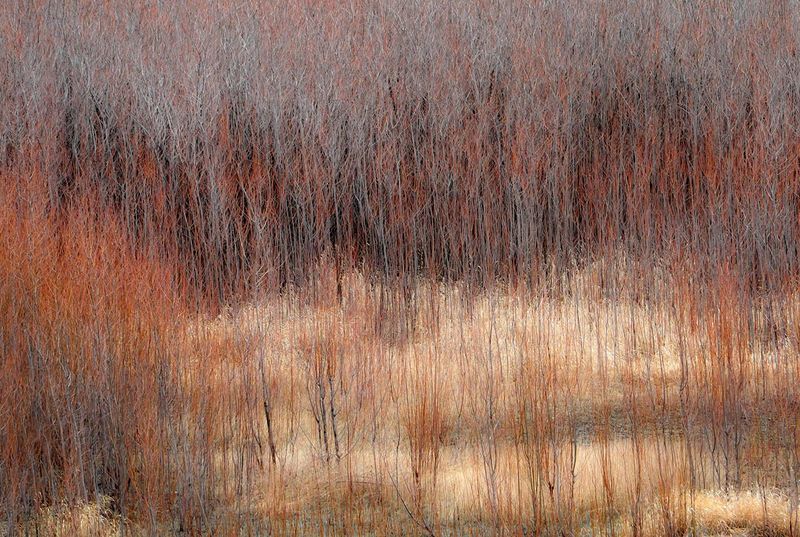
[24,496,127,537]
[149,269,800,534]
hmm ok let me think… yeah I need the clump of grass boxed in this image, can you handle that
[25,496,128,537]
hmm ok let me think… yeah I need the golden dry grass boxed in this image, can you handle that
[157,268,800,534]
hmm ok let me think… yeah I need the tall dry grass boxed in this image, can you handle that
[2,0,800,534]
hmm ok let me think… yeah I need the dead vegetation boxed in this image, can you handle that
[2,0,800,534]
